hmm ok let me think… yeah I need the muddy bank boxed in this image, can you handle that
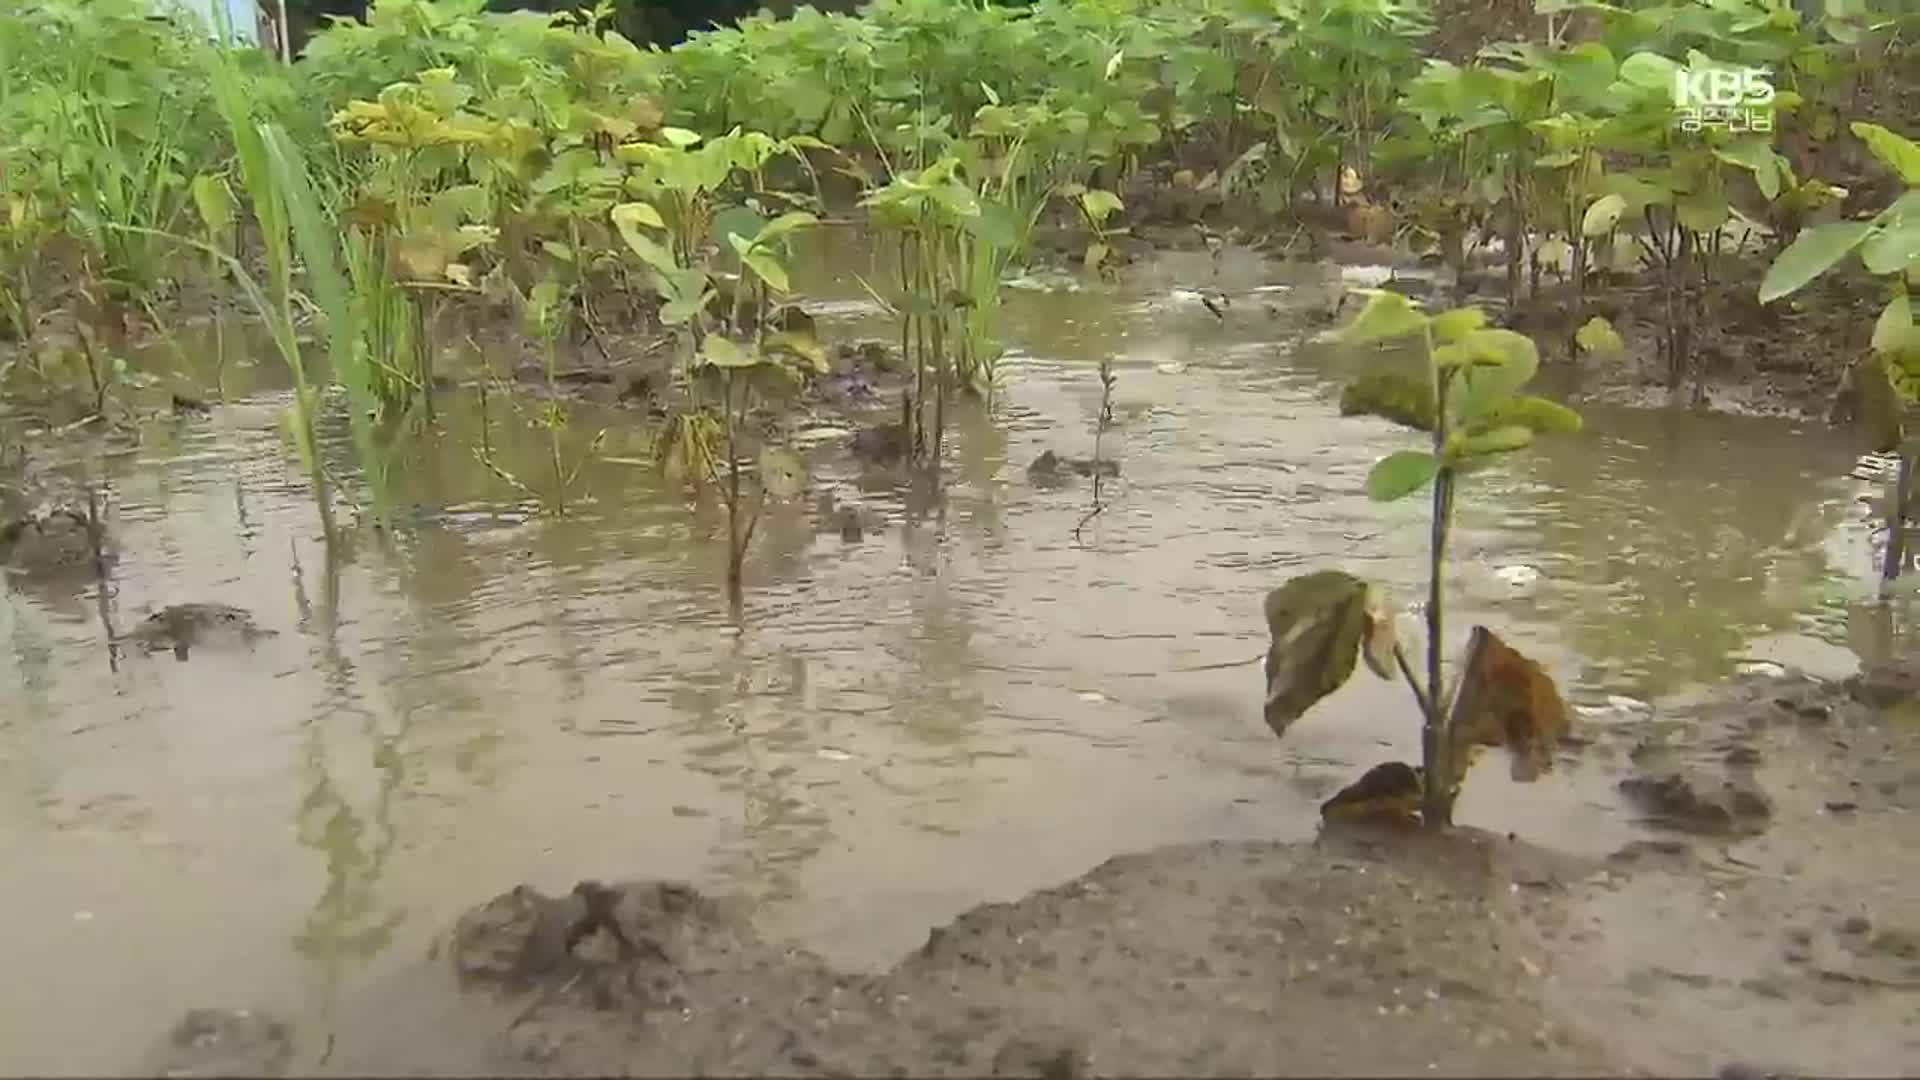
[155,658,1920,1078]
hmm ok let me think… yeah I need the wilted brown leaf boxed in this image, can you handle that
[1361,587,1397,680]
[1320,761,1424,824]
[1447,626,1570,782]
[1261,571,1370,739]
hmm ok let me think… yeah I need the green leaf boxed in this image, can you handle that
[1367,450,1441,501]
[1582,193,1627,238]
[1873,292,1914,357]
[1340,290,1429,344]
[1470,395,1583,435]
[1261,571,1372,739]
[1446,424,1535,461]
[1759,221,1874,302]
[1429,306,1487,345]
[700,337,760,369]
[1575,316,1625,354]
[1453,329,1540,425]
[741,250,791,293]
[660,126,703,148]
[1077,188,1125,225]
[1340,372,1437,432]
[190,174,236,240]
[1861,221,1920,277]
[611,201,666,232]
[1851,122,1920,185]
[1713,138,1783,201]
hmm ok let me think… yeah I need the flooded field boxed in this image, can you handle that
[0,241,1907,1074]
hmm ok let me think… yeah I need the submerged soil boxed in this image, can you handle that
[6,240,1914,1077]
[141,659,1920,1078]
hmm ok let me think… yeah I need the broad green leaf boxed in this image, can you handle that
[1713,138,1782,201]
[1429,306,1487,345]
[1078,188,1125,225]
[1261,571,1372,738]
[618,230,680,278]
[1469,395,1584,435]
[742,250,790,293]
[1582,193,1627,238]
[1677,189,1729,234]
[1446,424,1535,461]
[1453,329,1540,425]
[1367,450,1440,501]
[1759,220,1873,302]
[766,330,828,374]
[757,211,818,242]
[659,126,702,148]
[611,201,665,232]
[1340,290,1428,344]
[1576,316,1625,354]
[1861,221,1920,277]
[1873,292,1914,357]
[701,337,760,369]
[1340,372,1437,432]
[1852,122,1920,185]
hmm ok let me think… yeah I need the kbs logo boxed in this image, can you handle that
[1672,66,1775,133]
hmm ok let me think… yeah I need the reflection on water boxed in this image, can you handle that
[2,237,1914,1074]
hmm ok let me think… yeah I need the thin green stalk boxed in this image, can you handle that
[1423,350,1458,829]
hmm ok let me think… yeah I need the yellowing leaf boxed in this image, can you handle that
[1575,315,1625,354]
[1361,587,1397,680]
[1429,306,1487,345]
[1582,193,1626,238]
[1468,395,1584,436]
[1340,290,1428,344]
[1261,571,1372,739]
[1445,424,1535,461]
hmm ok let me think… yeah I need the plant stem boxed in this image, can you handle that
[1424,356,1457,829]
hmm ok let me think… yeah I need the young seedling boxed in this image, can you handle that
[1260,291,1583,827]
[1760,122,1920,596]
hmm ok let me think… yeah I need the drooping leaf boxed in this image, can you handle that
[1366,450,1441,501]
[1575,315,1625,354]
[1445,424,1535,461]
[1582,193,1626,238]
[700,336,760,370]
[1861,221,1920,277]
[1339,290,1429,345]
[1452,329,1541,425]
[1873,292,1915,358]
[1467,395,1584,436]
[1340,372,1437,432]
[190,174,236,240]
[1429,306,1487,345]
[1260,571,1372,739]
[1759,221,1874,302]
[1361,587,1398,681]
[1851,122,1920,185]
[1446,626,1571,783]
[1319,761,1424,824]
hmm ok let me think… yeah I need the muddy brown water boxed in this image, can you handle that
[1,237,1912,1074]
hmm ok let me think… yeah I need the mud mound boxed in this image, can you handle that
[445,836,1614,1077]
